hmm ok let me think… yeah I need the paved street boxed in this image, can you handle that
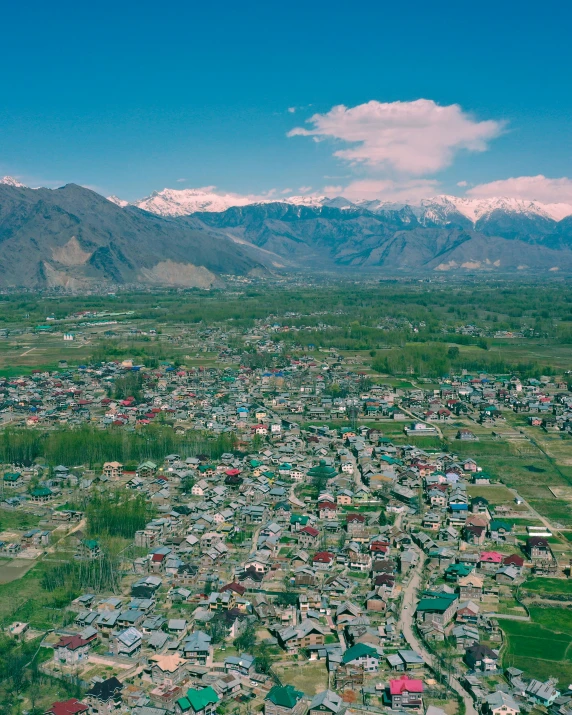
[399,546,478,715]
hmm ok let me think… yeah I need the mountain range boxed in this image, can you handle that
[2,176,572,288]
[0,179,262,289]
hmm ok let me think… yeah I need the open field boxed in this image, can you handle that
[0,508,43,531]
[275,661,328,695]
[0,558,37,584]
[499,607,572,685]
[467,485,516,503]
[522,578,572,596]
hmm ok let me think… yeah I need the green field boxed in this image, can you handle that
[0,508,43,532]
[499,607,572,685]
[522,578,572,596]
[467,485,515,504]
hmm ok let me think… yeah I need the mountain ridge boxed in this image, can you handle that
[0,183,264,289]
[120,185,572,225]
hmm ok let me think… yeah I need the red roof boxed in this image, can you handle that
[389,675,424,695]
[480,551,503,563]
[503,554,524,567]
[313,551,334,563]
[54,635,92,651]
[152,553,166,562]
[346,513,365,523]
[221,581,246,596]
[318,501,336,510]
[47,699,89,715]
[300,526,319,537]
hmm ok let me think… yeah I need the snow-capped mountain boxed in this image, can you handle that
[115,185,572,224]
[419,195,572,225]
[0,176,27,188]
[131,187,260,216]
[107,195,129,207]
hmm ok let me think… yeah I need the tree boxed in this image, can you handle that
[254,643,272,674]
[234,624,256,653]
[274,592,298,607]
[206,612,229,645]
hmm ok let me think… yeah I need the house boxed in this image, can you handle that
[85,677,123,715]
[46,699,89,715]
[489,520,512,541]
[458,574,484,601]
[313,551,335,570]
[265,685,306,715]
[177,687,220,715]
[308,690,345,715]
[53,633,95,665]
[464,644,499,672]
[224,653,255,676]
[526,536,553,560]
[138,461,157,478]
[470,496,489,514]
[78,539,101,559]
[150,653,188,687]
[389,675,424,711]
[30,486,53,503]
[182,631,212,665]
[3,472,23,488]
[298,526,319,549]
[484,691,520,715]
[415,594,458,625]
[341,643,380,672]
[318,500,337,520]
[103,462,123,480]
[525,679,560,707]
[276,619,327,652]
[114,627,143,656]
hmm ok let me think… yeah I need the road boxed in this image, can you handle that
[399,546,478,715]
[398,403,444,439]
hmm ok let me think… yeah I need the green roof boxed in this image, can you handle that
[3,472,21,481]
[490,519,512,532]
[307,460,337,479]
[342,643,378,664]
[82,539,99,550]
[290,514,309,525]
[31,486,52,496]
[416,597,455,613]
[178,687,219,713]
[445,563,472,577]
[266,685,304,709]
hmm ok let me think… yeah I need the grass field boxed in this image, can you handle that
[499,606,572,685]
[276,661,328,695]
[467,485,515,504]
[523,578,572,595]
[0,508,43,531]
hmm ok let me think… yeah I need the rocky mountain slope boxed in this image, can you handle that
[185,202,572,273]
[0,183,263,288]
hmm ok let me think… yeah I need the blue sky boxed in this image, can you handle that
[2,0,572,203]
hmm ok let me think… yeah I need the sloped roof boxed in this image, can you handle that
[266,685,304,709]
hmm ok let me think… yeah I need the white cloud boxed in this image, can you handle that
[176,178,187,182]
[298,186,312,193]
[327,179,440,202]
[467,175,572,203]
[281,188,293,194]
[287,107,297,113]
[457,180,468,187]
[288,99,504,175]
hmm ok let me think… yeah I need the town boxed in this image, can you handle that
[1,331,572,715]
